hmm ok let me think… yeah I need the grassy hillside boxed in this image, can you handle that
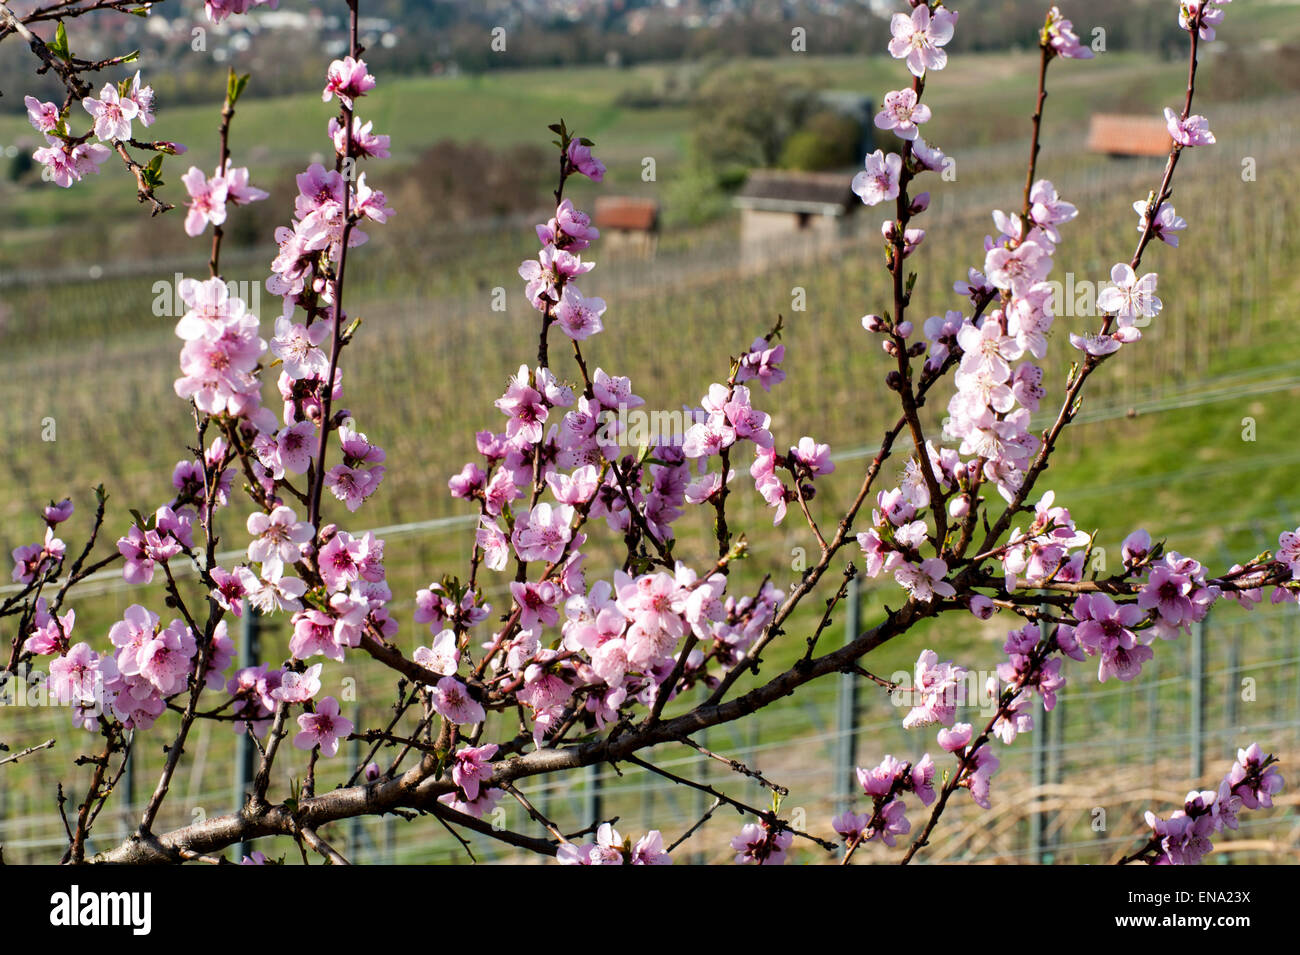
[1,38,1298,863]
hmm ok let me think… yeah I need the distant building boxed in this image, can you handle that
[733,170,858,267]
[593,196,660,257]
[1086,114,1172,158]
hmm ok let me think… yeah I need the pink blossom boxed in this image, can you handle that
[12,527,66,584]
[547,464,600,505]
[541,198,600,250]
[210,565,259,615]
[181,166,228,237]
[251,574,307,614]
[431,676,485,725]
[449,462,486,499]
[329,116,390,159]
[293,696,353,757]
[851,149,901,207]
[1045,6,1094,59]
[984,239,1051,295]
[24,599,75,656]
[965,746,1000,809]
[124,71,156,127]
[730,822,792,865]
[1134,200,1187,247]
[888,3,958,77]
[137,619,198,696]
[791,436,834,476]
[901,649,966,728]
[32,138,110,188]
[451,743,498,801]
[1164,108,1215,146]
[938,723,973,752]
[1098,263,1161,326]
[1279,528,1300,579]
[631,830,673,865]
[414,630,461,677]
[1180,0,1228,42]
[325,463,384,512]
[476,517,510,571]
[437,786,503,820]
[511,502,575,564]
[290,609,343,661]
[510,579,562,631]
[49,642,112,707]
[1068,331,1124,356]
[25,96,59,133]
[276,663,323,704]
[82,83,138,141]
[322,56,375,109]
[833,810,871,842]
[1227,743,1284,810]
[736,339,786,391]
[874,88,931,140]
[553,285,606,340]
[246,507,313,578]
[42,498,74,526]
[566,138,605,182]
[894,558,956,603]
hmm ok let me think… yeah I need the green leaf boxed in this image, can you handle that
[226,69,250,107]
[49,22,70,62]
[142,153,164,188]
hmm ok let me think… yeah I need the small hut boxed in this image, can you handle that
[733,170,858,266]
[1086,114,1173,158]
[593,196,660,258]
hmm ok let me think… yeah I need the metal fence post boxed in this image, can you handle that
[350,706,363,862]
[834,577,861,815]
[1031,606,1050,863]
[121,729,135,840]
[1191,615,1207,781]
[232,601,260,862]
[1225,629,1241,760]
[582,762,602,833]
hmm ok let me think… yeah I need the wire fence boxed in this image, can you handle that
[2,574,1297,864]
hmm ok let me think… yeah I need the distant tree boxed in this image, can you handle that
[780,111,863,172]
[689,66,819,178]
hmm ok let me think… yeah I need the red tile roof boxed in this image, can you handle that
[594,196,659,232]
[1086,114,1173,157]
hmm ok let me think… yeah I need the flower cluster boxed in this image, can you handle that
[557,822,672,865]
[28,72,166,188]
[834,753,936,852]
[1140,744,1282,865]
